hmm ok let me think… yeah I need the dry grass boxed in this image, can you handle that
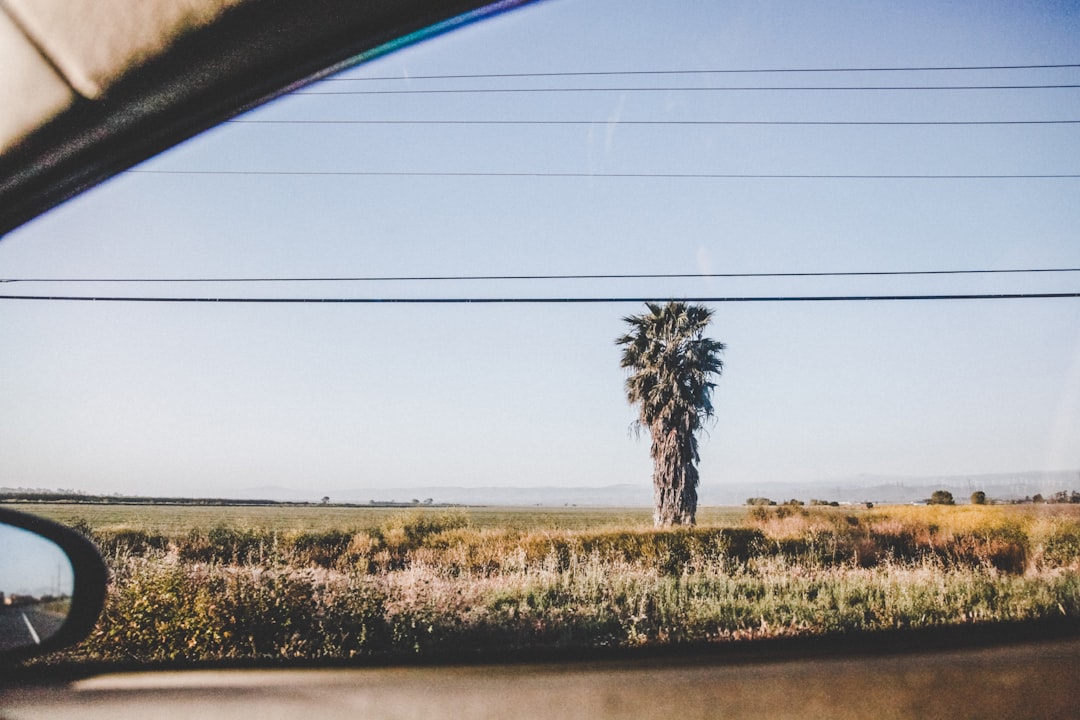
[7,502,744,534]
[31,504,1080,665]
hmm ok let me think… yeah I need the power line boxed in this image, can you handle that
[4,267,1079,284]
[1,293,1077,304]
[296,83,1080,95]
[125,170,1080,179]
[326,63,1080,81]
[227,118,1080,127]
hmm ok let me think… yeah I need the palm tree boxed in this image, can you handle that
[616,302,725,527]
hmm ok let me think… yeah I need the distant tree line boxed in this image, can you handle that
[745,497,844,507]
[928,489,1080,505]
[2,490,336,507]
[744,489,1080,508]
[1013,490,1080,505]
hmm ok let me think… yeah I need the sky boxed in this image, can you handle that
[0,524,73,598]
[0,0,1078,500]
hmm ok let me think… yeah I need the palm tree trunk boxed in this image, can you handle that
[650,427,698,527]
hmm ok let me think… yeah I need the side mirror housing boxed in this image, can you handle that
[0,508,106,663]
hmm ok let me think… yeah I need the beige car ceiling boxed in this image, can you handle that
[0,0,250,154]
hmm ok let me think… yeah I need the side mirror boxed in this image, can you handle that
[0,508,106,663]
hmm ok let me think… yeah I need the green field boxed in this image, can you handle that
[11,502,1078,667]
[6,502,746,533]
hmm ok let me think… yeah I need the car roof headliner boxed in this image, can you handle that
[0,0,521,236]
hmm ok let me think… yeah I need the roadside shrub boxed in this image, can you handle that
[177,526,272,564]
[1036,524,1080,569]
[284,530,355,568]
[514,527,764,575]
[379,510,470,549]
[77,559,387,662]
[92,527,170,558]
[944,527,1027,573]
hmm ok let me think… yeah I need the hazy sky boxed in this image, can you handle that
[1,0,1078,499]
[0,525,73,598]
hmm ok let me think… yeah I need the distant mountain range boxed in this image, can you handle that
[238,470,1080,506]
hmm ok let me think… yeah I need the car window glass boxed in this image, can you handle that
[0,0,1078,664]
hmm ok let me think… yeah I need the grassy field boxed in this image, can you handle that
[10,502,1078,666]
[6,502,745,533]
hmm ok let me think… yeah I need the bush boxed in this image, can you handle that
[929,490,955,506]
[93,527,170,557]
[379,510,470,549]
[78,560,387,662]
[177,526,272,564]
[1039,525,1080,568]
[970,491,987,505]
[284,530,355,568]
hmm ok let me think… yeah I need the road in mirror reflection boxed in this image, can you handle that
[0,523,74,651]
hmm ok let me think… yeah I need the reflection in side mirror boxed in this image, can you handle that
[0,525,75,652]
[0,509,106,662]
